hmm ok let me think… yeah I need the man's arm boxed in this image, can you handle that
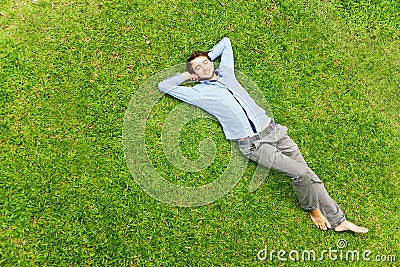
[207,37,234,69]
[158,72,199,102]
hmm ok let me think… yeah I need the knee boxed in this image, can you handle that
[292,170,310,185]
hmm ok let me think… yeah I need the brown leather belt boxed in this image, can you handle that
[238,119,275,145]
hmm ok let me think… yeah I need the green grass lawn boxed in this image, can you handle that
[1,0,399,266]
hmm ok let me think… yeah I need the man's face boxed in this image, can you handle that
[190,56,216,80]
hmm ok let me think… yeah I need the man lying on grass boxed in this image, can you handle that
[158,37,368,233]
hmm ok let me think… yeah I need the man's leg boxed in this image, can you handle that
[239,122,368,233]
[239,127,320,213]
[273,124,368,233]
[273,124,346,228]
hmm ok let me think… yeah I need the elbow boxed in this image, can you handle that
[158,81,168,93]
[223,36,231,43]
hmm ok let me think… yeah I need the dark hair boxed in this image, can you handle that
[186,51,212,73]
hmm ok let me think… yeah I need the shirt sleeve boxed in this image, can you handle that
[207,37,234,69]
[158,73,198,102]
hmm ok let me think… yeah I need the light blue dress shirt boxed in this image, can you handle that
[158,37,270,140]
